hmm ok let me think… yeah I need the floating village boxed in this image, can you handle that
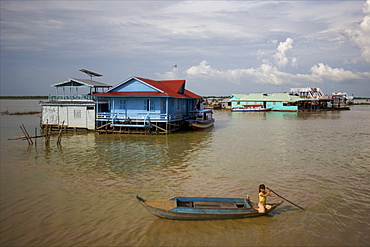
[39,69,353,135]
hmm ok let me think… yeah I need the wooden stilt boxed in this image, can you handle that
[45,119,50,145]
[150,123,168,134]
[35,127,37,146]
[57,121,64,145]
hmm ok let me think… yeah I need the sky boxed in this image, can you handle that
[1,0,370,97]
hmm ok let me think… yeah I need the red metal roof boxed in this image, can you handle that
[95,77,202,98]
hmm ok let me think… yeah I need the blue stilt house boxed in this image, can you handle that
[94,76,202,134]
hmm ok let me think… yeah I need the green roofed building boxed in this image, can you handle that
[231,93,305,112]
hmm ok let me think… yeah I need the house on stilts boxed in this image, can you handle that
[40,74,203,134]
[94,76,202,134]
[40,77,112,130]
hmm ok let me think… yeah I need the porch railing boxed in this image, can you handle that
[96,112,186,122]
[49,95,95,101]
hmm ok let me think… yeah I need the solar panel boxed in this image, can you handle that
[79,69,103,79]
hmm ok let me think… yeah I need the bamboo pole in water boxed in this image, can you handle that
[19,125,31,145]
[20,124,33,145]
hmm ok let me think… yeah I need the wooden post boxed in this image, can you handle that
[45,119,50,145]
[35,127,37,146]
[57,121,64,145]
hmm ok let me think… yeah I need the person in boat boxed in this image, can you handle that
[257,184,277,213]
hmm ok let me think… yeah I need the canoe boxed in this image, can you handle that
[136,196,283,220]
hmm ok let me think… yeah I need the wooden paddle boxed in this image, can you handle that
[267,187,305,211]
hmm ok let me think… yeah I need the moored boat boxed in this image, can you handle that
[186,109,215,130]
[232,104,272,112]
[136,196,283,220]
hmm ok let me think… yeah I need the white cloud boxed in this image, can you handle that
[273,38,295,68]
[309,63,369,82]
[183,59,370,89]
[291,57,298,68]
[180,34,370,88]
[344,0,370,63]
[182,38,304,85]
[155,66,179,79]
[184,60,314,86]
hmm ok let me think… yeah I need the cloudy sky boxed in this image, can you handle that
[1,0,370,97]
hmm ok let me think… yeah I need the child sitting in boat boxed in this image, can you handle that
[257,184,278,213]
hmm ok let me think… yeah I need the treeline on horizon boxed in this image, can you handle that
[0,96,49,99]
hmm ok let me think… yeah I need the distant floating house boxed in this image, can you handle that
[94,76,202,134]
[290,88,351,110]
[231,93,305,112]
[231,89,351,112]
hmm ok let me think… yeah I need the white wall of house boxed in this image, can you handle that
[41,104,95,130]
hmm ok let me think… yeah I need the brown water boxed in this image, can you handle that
[1,100,369,246]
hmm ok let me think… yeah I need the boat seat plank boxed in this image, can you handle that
[194,201,238,208]
[145,200,177,210]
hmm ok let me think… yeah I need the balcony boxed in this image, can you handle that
[48,95,95,101]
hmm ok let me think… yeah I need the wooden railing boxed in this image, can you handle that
[48,95,94,101]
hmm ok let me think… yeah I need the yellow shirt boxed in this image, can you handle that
[259,192,266,205]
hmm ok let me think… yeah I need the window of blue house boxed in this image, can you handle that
[119,99,126,109]
[151,100,155,111]
[144,99,149,111]
[160,99,166,113]
[144,99,155,111]
[170,99,175,111]
[176,99,180,111]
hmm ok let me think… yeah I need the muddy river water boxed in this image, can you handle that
[1,100,369,246]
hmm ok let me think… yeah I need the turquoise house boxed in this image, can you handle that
[94,76,202,134]
[231,93,304,112]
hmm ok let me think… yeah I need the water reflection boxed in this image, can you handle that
[96,131,214,177]
[37,130,216,182]
[230,110,343,121]
[230,111,269,121]
[230,111,301,121]
[297,111,342,120]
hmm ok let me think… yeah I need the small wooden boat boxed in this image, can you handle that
[232,104,272,112]
[185,109,215,130]
[136,196,283,220]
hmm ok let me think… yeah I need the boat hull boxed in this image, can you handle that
[231,108,272,112]
[137,196,283,220]
[186,109,215,130]
[187,120,214,130]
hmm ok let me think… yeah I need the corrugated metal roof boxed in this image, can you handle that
[52,78,111,88]
[263,93,303,102]
[95,76,201,99]
[232,93,304,102]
